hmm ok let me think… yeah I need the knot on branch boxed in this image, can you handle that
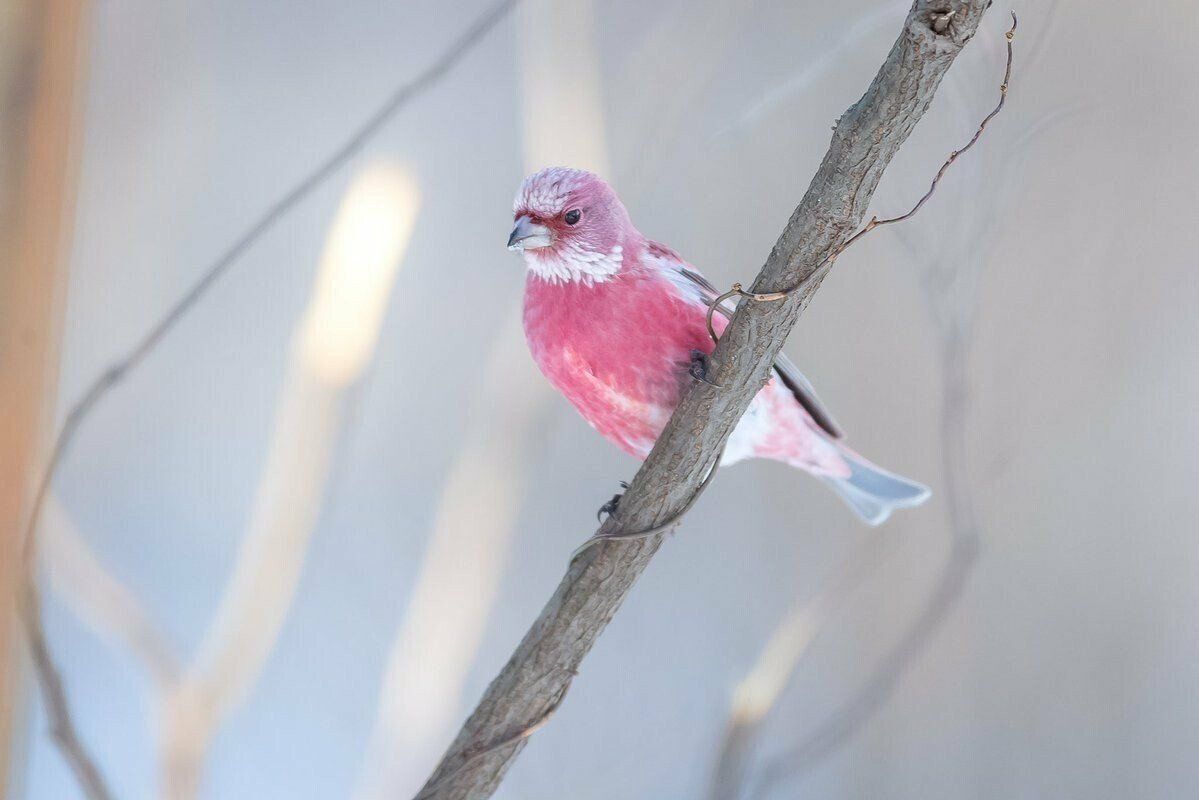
[930,8,957,34]
[914,2,996,49]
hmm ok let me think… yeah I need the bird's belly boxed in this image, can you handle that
[723,378,846,475]
[539,344,679,459]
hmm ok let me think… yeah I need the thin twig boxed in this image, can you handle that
[748,537,979,800]
[706,12,1018,344]
[844,14,1016,234]
[707,536,894,800]
[40,498,180,689]
[17,585,114,800]
[16,3,520,796]
[571,444,725,559]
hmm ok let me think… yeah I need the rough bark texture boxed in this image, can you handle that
[416,3,993,798]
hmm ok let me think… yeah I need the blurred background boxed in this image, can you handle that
[3,0,1197,798]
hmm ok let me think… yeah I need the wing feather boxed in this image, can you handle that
[649,241,844,439]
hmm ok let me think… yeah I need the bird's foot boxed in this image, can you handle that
[597,481,630,521]
[689,349,721,387]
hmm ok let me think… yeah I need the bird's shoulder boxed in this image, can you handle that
[642,239,719,309]
[641,240,844,438]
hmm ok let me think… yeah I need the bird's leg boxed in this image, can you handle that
[597,481,630,521]
[689,349,721,387]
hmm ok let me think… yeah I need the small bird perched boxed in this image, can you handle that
[508,167,929,524]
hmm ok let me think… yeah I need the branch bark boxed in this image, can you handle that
[416,3,995,798]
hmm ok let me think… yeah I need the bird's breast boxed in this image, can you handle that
[522,272,702,456]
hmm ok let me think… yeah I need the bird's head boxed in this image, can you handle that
[508,167,634,285]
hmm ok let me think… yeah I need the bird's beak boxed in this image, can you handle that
[507,215,552,251]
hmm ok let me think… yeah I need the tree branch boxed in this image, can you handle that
[707,538,892,800]
[415,2,998,798]
[40,497,180,690]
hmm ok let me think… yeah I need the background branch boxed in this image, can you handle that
[706,15,1031,797]
[40,499,179,690]
[743,30,1082,799]
[0,0,93,796]
[16,4,517,797]
[706,538,893,800]
[354,2,607,795]
[416,3,996,798]
[157,164,418,800]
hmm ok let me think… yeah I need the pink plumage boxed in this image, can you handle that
[509,167,929,524]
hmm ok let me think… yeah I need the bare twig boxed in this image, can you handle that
[570,444,724,557]
[40,498,180,689]
[158,370,344,800]
[354,324,552,800]
[749,536,979,800]
[842,15,1015,234]
[17,4,518,796]
[416,3,999,798]
[705,12,1017,343]
[17,585,114,800]
[707,537,893,800]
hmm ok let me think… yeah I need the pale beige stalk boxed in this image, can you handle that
[158,163,419,800]
[353,3,610,797]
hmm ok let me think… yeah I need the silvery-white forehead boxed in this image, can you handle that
[513,167,590,218]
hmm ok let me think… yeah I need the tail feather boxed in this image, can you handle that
[822,445,931,526]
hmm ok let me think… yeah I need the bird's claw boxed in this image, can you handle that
[597,481,631,521]
[689,349,721,387]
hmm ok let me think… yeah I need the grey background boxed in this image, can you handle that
[21,1,1199,798]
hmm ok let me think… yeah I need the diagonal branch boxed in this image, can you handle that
[415,2,1000,798]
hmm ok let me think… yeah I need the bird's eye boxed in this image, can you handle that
[564,208,581,225]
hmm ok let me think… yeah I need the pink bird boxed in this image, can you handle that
[509,167,929,524]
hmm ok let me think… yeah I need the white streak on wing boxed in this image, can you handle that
[645,250,770,464]
[652,254,720,310]
[658,261,707,305]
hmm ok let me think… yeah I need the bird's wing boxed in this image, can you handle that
[647,240,844,439]
[771,351,843,439]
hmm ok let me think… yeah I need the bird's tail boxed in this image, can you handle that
[820,442,931,526]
